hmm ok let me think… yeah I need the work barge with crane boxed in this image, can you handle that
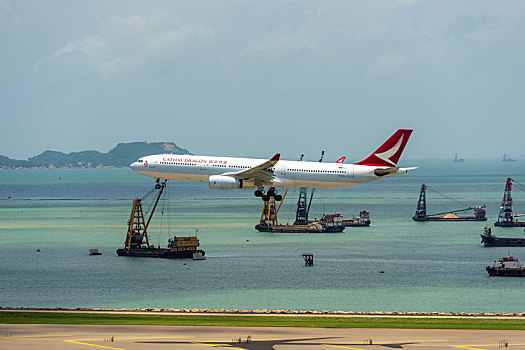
[412,184,487,221]
[254,152,369,233]
[116,181,205,260]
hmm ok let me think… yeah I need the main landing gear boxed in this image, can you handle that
[154,178,163,189]
[254,187,283,201]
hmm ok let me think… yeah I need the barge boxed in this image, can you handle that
[480,227,525,247]
[412,184,487,221]
[486,256,525,277]
[342,210,370,227]
[116,235,204,259]
[256,214,345,233]
[116,181,205,260]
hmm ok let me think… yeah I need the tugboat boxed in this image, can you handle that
[486,256,525,277]
[480,226,525,247]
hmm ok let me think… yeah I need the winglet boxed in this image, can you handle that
[270,153,280,161]
[335,156,346,164]
[355,129,413,167]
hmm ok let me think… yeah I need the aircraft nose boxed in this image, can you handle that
[130,161,139,170]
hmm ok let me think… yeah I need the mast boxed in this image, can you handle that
[294,151,324,225]
[413,184,427,220]
[495,178,514,227]
[124,181,166,252]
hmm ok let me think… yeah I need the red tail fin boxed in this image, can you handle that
[355,129,413,167]
[335,156,346,164]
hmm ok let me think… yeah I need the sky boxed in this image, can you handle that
[1,0,524,162]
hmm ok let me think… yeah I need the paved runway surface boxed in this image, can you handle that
[1,324,525,349]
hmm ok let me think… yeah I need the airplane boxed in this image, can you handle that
[130,129,415,198]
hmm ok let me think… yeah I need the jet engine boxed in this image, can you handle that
[208,175,243,189]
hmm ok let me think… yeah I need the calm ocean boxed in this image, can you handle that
[0,159,524,313]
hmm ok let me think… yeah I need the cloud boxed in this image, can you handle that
[242,27,317,59]
[367,52,406,77]
[352,20,386,40]
[34,11,212,76]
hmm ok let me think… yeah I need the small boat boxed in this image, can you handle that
[89,248,102,255]
[192,251,206,260]
[486,256,525,277]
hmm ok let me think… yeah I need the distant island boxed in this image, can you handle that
[0,142,191,169]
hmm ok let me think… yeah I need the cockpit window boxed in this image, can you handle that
[138,160,143,163]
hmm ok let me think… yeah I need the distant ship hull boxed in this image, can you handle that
[486,266,525,277]
[413,216,486,221]
[480,234,525,247]
[255,224,344,233]
[116,248,204,259]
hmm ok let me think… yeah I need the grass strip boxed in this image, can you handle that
[0,312,525,330]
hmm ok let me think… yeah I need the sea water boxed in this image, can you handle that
[0,159,524,313]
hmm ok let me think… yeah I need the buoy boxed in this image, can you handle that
[380,271,385,273]
[36,249,40,252]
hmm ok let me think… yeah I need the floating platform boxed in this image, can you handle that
[117,182,205,260]
[116,247,203,259]
[486,256,525,277]
[413,213,487,221]
[480,227,525,247]
[256,213,345,233]
[255,223,344,233]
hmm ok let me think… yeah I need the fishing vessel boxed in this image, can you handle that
[486,256,525,277]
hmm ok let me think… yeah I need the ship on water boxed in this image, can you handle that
[480,226,525,247]
[502,153,517,162]
[494,177,525,227]
[453,153,464,162]
[116,181,205,260]
[412,184,486,221]
[486,256,525,277]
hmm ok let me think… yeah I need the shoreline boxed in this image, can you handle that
[2,306,524,319]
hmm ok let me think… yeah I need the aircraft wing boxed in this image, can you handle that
[226,153,280,184]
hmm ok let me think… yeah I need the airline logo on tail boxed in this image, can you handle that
[355,129,413,167]
[375,135,404,166]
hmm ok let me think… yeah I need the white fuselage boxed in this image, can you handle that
[131,154,408,189]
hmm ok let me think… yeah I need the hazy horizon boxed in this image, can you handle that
[2,1,524,160]
[1,139,523,164]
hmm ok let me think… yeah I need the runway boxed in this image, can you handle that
[1,324,525,349]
